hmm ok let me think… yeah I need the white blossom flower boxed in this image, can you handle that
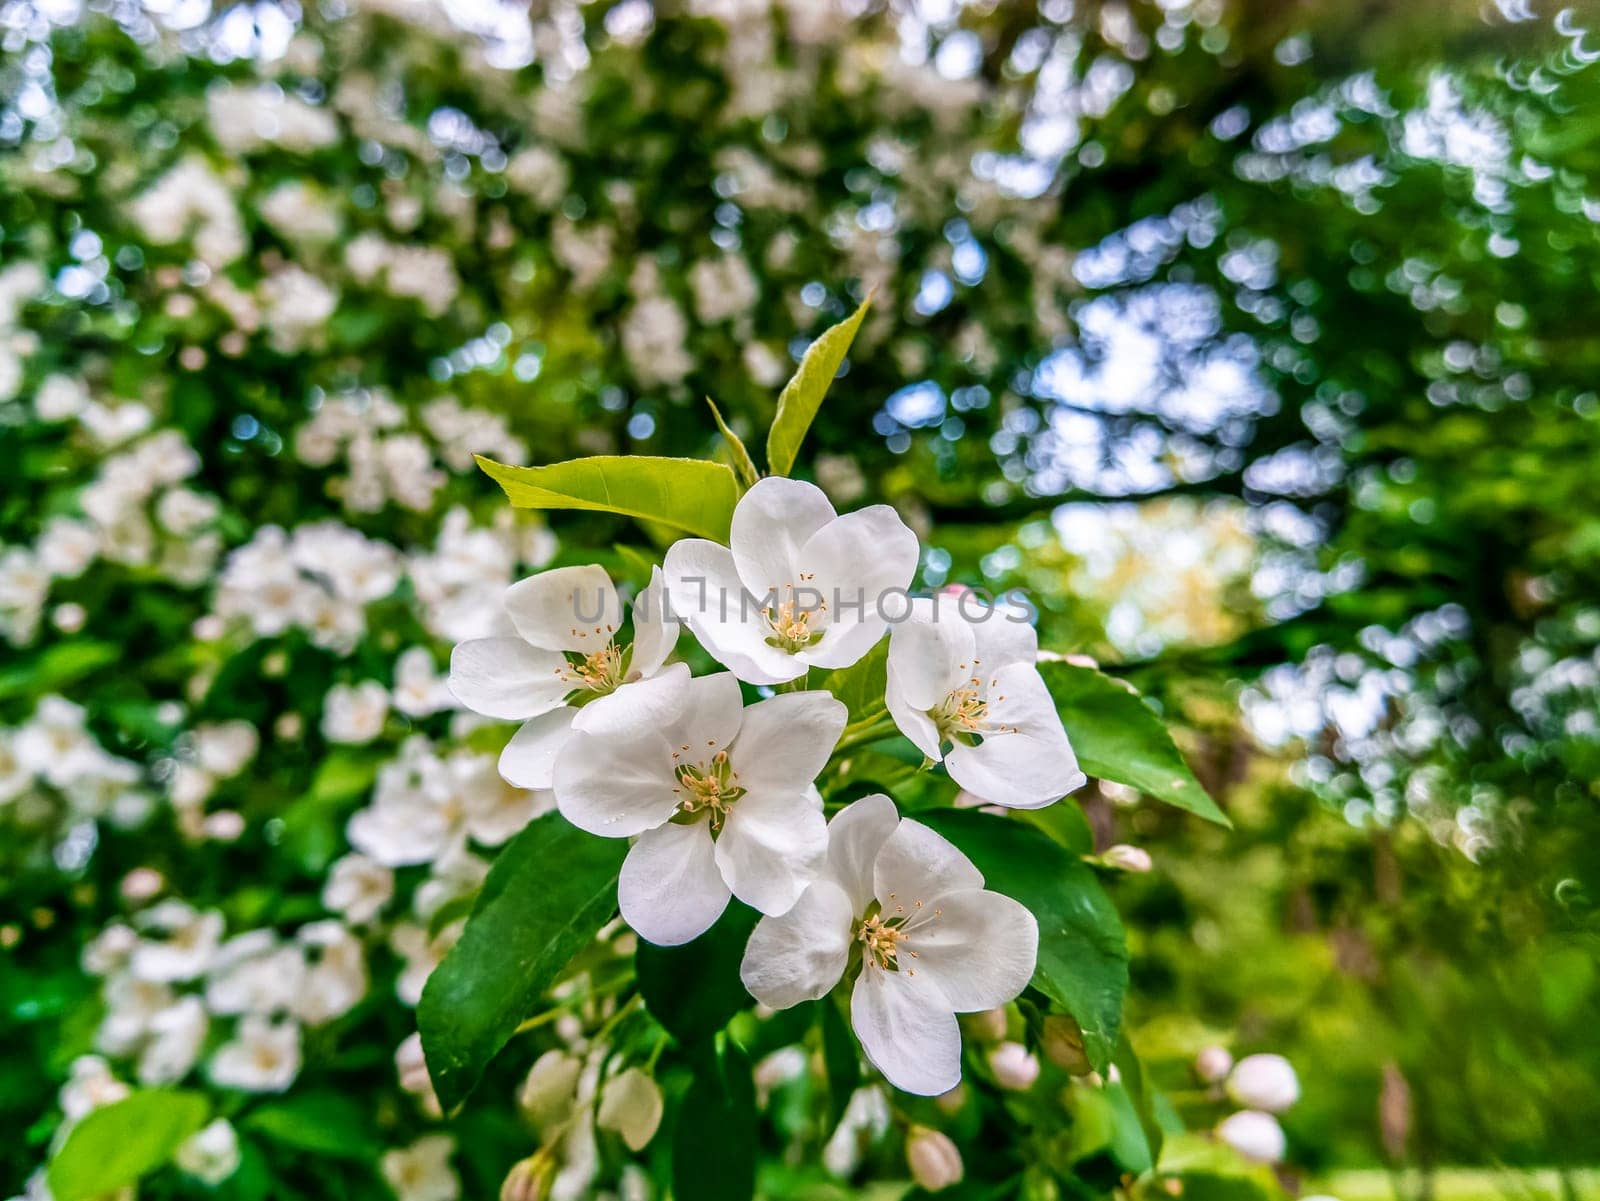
[292,920,368,1024]
[1226,1053,1300,1113]
[130,901,225,983]
[176,1118,242,1185]
[885,597,1084,808]
[59,1056,130,1121]
[322,853,395,924]
[740,793,1037,1095]
[136,996,208,1085]
[663,477,919,685]
[450,564,680,792]
[208,1015,302,1093]
[322,681,391,744]
[382,1135,459,1201]
[204,930,307,1016]
[393,647,455,717]
[556,670,845,945]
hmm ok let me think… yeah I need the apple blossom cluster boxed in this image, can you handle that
[0,416,221,646]
[452,477,1087,1094]
[80,898,367,1092]
[293,390,528,515]
[0,696,152,842]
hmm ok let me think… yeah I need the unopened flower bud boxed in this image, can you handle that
[597,1067,664,1151]
[1216,1110,1286,1163]
[1101,844,1153,873]
[963,1007,1007,1043]
[987,1041,1041,1091]
[500,1155,553,1201]
[905,1127,963,1191]
[1041,1015,1091,1075]
[1226,1054,1299,1113]
[517,1050,581,1128]
[1194,1045,1233,1084]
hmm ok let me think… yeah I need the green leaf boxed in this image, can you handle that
[705,397,759,489]
[1019,800,1095,855]
[918,809,1128,1071]
[1114,1034,1165,1170]
[0,640,118,702]
[819,997,859,1127]
[1040,662,1230,827]
[814,638,888,730]
[419,813,626,1112]
[476,455,741,542]
[242,1091,380,1161]
[674,1040,756,1201]
[765,295,871,477]
[47,1089,210,1201]
[636,903,759,1043]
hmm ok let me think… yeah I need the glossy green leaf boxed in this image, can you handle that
[419,813,626,1112]
[814,638,888,730]
[242,1091,380,1160]
[637,902,759,1043]
[47,1089,209,1201]
[673,1040,756,1201]
[765,295,871,477]
[1040,661,1230,827]
[1020,799,1095,855]
[476,454,741,542]
[919,809,1128,1071]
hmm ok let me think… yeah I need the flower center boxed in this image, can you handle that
[763,579,825,653]
[855,912,905,970]
[931,677,989,745]
[558,641,626,695]
[671,749,745,833]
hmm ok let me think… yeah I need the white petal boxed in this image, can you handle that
[823,793,900,913]
[730,692,846,796]
[739,880,854,1008]
[903,890,1037,1011]
[873,818,983,909]
[945,663,1084,808]
[628,566,679,679]
[572,663,691,738]
[729,477,836,601]
[505,565,622,653]
[885,684,943,762]
[664,539,803,684]
[886,601,974,711]
[850,967,961,1096]
[619,822,731,946]
[553,726,678,838]
[968,599,1039,671]
[448,638,570,720]
[714,790,828,916]
[801,505,920,670]
[660,671,746,760]
[499,708,578,791]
